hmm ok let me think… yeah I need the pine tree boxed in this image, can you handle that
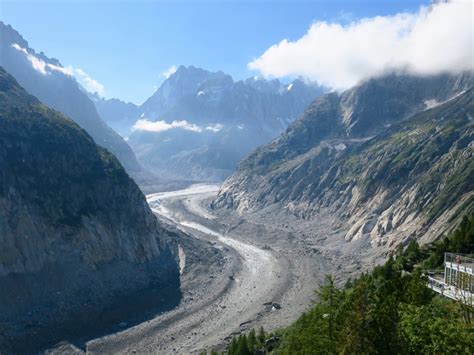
[257,326,266,347]
[247,329,257,351]
[340,275,374,354]
[235,334,251,355]
[228,337,238,355]
[316,274,343,348]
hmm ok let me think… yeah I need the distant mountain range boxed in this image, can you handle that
[92,65,325,181]
[213,72,474,249]
[0,21,325,183]
[90,95,140,137]
[0,22,141,173]
[0,66,180,353]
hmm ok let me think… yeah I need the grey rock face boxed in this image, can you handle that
[0,22,141,173]
[0,68,180,353]
[213,73,474,249]
[125,66,325,181]
[140,65,234,120]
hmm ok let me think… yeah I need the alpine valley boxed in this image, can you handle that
[0,2,473,354]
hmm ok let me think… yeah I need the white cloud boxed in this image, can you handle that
[11,43,106,97]
[205,123,223,132]
[133,119,203,133]
[162,65,177,79]
[12,43,75,76]
[132,119,224,134]
[72,68,106,97]
[51,65,74,76]
[12,43,48,75]
[249,0,473,90]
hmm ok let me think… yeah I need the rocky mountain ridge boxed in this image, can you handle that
[139,65,323,131]
[0,21,141,173]
[213,72,474,250]
[120,65,325,181]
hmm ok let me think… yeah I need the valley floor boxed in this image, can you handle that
[49,184,378,354]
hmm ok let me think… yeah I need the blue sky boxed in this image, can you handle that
[1,0,430,104]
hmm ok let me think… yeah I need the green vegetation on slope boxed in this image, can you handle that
[335,89,474,223]
[0,66,134,226]
[204,215,474,354]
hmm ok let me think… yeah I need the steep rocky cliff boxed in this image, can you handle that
[0,67,180,353]
[0,21,141,173]
[214,73,473,249]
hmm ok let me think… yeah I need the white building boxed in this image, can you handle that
[426,253,473,305]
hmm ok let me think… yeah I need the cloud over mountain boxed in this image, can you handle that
[132,118,225,133]
[12,43,105,96]
[162,65,178,79]
[73,68,106,96]
[249,0,473,90]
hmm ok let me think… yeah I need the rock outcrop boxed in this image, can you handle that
[0,67,180,354]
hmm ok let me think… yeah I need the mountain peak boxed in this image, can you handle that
[169,65,231,82]
[0,21,28,49]
[141,65,235,115]
[244,76,283,94]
